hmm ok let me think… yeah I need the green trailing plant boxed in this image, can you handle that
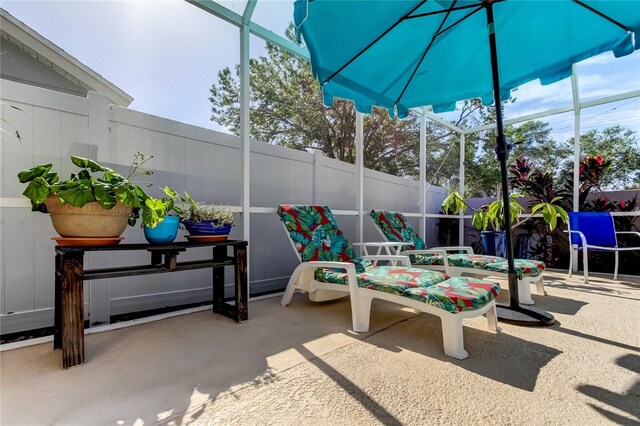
[17,153,155,226]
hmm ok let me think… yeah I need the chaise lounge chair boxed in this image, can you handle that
[277,204,502,359]
[369,210,546,305]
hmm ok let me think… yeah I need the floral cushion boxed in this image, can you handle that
[369,210,426,250]
[314,264,500,314]
[403,276,501,313]
[408,253,444,266]
[484,259,546,279]
[314,264,449,295]
[410,253,506,268]
[278,205,368,273]
[411,252,545,279]
[449,254,507,269]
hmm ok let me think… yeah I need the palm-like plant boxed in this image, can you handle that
[442,156,569,233]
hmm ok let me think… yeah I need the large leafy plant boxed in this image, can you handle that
[509,157,571,207]
[442,190,567,232]
[471,195,526,232]
[18,154,153,226]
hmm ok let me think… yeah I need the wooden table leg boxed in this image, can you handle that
[60,251,85,369]
[54,252,63,350]
[150,251,162,266]
[212,246,226,316]
[234,244,248,322]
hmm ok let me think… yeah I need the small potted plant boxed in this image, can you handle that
[17,153,153,241]
[141,186,190,244]
[181,197,235,240]
[471,195,525,257]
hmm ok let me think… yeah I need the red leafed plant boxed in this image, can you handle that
[509,156,570,207]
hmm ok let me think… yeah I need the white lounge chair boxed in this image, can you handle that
[368,209,546,305]
[277,204,502,360]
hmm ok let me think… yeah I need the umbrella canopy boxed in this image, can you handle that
[294,0,639,323]
[294,0,639,118]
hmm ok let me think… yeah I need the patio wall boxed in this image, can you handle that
[0,79,448,334]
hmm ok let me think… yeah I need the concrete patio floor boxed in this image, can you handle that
[1,271,639,425]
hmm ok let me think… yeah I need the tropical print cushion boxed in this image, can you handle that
[277,205,369,273]
[408,253,443,266]
[314,264,449,295]
[410,252,545,279]
[314,264,500,314]
[403,276,501,313]
[369,210,426,250]
[484,259,546,279]
[410,253,507,269]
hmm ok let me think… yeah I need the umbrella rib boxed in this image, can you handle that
[405,2,484,20]
[322,1,427,85]
[434,6,483,39]
[571,0,632,32]
[394,5,483,107]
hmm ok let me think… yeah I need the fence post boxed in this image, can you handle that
[356,112,364,243]
[459,133,465,247]
[312,150,322,204]
[571,65,581,272]
[87,90,111,327]
[419,110,427,239]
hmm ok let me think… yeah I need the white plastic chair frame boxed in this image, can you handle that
[566,215,640,284]
[370,227,545,305]
[280,223,501,360]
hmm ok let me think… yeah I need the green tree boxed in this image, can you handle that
[209,27,471,181]
[208,26,638,196]
[578,126,640,189]
[507,121,573,175]
[460,104,570,197]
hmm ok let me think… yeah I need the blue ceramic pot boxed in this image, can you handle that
[182,219,232,236]
[494,231,507,258]
[144,216,180,244]
[480,231,496,255]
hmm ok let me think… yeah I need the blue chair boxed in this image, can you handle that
[567,212,640,283]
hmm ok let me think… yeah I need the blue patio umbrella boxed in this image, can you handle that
[293,0,640,324]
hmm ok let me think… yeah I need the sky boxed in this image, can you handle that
[1,0,293,132]
[2,0,639,143]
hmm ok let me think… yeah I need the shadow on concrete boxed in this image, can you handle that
[532,293,588,316]
[548,321,640,353]
[546,281,639,302]
[362,304,562,392]
[577,354,640,425]
[296,345,404,426]
[1,295,419,426]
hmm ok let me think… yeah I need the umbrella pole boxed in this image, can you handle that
[484,1,555,326]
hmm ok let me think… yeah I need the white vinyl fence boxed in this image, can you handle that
[0,79,448,334]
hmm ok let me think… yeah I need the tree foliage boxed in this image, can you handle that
[578,125,640,189]
[209,27,471,183]
[208,26,639,195]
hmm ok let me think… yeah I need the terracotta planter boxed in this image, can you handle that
[44,196,133,238]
